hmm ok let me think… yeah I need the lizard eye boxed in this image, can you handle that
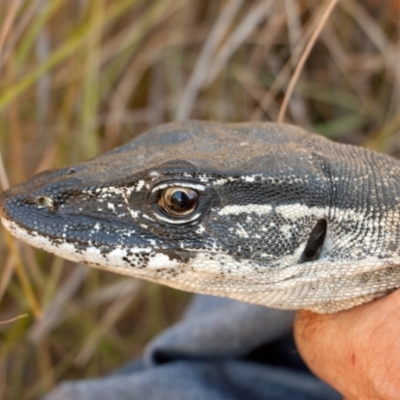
[159,187,199,216]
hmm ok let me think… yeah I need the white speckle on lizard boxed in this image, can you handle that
[148,253,181,269]
[218,205,272,216]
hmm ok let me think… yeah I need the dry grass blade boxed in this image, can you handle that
[205,1,274,87]
[105,0,189,131]
[0,0,22,59]
[176,0,244,119]
[277,0,339,123]
[284,0,309,126]
[0,151,9,190]
[85,279,143,306]
[0,255,13,302]
[249,3,327,122]
[341,0,391,60]
[29,265,88,342]
[387,39,400,119]
[3,231,43,320]
[0,0,139,111]
[0,0,41,72]
[0,314,28,325]
[74,295,134,366]
[79,0,105,159]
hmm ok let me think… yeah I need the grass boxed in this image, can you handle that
[0,0,399,398]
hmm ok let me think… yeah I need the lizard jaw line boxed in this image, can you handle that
[0,217,180,274]
[1,217,85,263]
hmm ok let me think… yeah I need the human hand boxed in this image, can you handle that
[294,290,400,400]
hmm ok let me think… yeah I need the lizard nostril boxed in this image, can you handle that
[35,196,54,209]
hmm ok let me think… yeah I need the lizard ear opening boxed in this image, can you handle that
[300,219,327,263]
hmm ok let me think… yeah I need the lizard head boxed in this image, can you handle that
[0,121,335,309]
[4,120,399,312]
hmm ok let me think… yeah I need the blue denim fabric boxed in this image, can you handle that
[43,295,341,400]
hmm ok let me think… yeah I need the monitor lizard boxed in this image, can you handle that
[1,120,400,313]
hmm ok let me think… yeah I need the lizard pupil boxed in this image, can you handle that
[160,187,199,216]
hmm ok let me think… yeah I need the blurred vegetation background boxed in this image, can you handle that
[0,0,399,398]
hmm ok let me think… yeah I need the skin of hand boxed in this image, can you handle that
[294,289,400,400]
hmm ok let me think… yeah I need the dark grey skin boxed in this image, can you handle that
[1,120,400,313]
